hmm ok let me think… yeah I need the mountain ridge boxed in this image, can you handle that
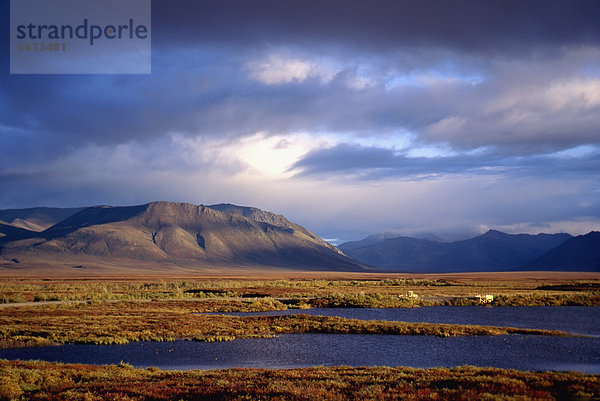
[2,202,597,273]
[339,230,577,272]
[0,201,366,273]
[526,231,600,271]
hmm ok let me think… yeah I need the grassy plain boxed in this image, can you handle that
[0,273,599,348]
[1,360,599,401]
[2,273,600,306]
[1,273,599,400]
[0,298,571,349]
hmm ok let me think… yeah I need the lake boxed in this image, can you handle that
[1,306,598,372]
[205,306,600,335]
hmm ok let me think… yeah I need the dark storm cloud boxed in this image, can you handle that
[5,55,598,172]
[0,50,258,165]
[152,0,600,54]
[3,0,600,168]
[291,144,600,180]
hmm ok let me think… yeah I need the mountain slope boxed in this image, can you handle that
[208,203,345,256]
[0,220,36,242]
[338,233,404,252]
[0,207,84,232]
[339,230,572,272]
[526,231,600,271]
[0,201,366,272]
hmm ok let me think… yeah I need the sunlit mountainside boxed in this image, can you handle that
[0,201,366,273]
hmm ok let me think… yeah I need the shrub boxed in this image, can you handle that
[0,376,23,401]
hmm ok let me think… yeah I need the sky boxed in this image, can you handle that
[1,0,600,243]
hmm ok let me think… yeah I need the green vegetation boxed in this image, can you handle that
[0,278,457,304]
[0,299,571,349]
[493,292,600,306]
[2,277,600,307]
[536,282,600,291]
[0,280,243,304]
[0,276,598,399]
[308,292,425,308]
[0,277,598,349]
[1,360,598,400]
[305,291,600,308]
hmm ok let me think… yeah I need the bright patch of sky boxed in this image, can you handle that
[227,131,414,177]
[246,53,338,85]
[246,51,484,91]
[325,131,414,150]
[550,145,599,159]
[232,132,323,177]
[385,70,484,89]
[405,144,458,158]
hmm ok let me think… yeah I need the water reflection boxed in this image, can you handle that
[3,306,598,372]
[2,334,599,373]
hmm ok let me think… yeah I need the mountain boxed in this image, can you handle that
[0,201,367,272]
[340,232,445,253]
[339,230,572,272]
[0,207,84,232]
[526,231,600,271]
[336,233,403,252]
[0,220,36,241]
[207,203,343,256]
[411,233,444,242]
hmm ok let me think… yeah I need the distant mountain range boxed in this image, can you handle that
[1,201,598,274]
[0,201,366,273]
[339,230,600,272]
[526,231,600,271]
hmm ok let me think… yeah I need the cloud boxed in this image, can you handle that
[291,143,600,180]
[3,44,600,173]
[247,54,317,85]
[421,70,600,151]
[2,0,600,240]
[150,0,600,55]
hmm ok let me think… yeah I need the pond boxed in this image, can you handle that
[2,307,598,372]
[206,306,600,335]
[1,334,599,373]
